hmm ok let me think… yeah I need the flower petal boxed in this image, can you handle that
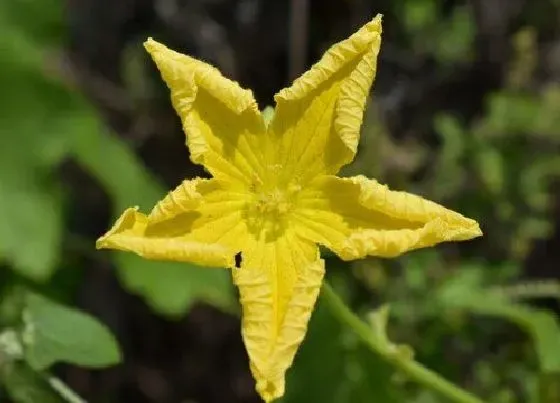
[97,178,252,268]
[296,175,482,259]
[96,207,234,267]
[269,15,382,183]
[232,231,324,402]
[144,39,267,187]
[148,177,204,224]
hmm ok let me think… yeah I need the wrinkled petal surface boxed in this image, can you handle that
[233,231,324,402]
[145,39,266,187]
[97,15,485,403]
[269,15,382,184]
[96,178,251,267]
[296,175,482,259]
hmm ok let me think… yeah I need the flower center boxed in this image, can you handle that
[255,189,290,216]
[245,168,302,238]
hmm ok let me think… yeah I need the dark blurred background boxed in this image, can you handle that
[1,0,560,402]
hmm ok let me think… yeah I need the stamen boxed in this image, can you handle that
[244,165,303,237]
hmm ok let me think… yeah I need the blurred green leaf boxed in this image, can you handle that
[507,28,537,90]
[0,330,24,361]
[0,11,45,76]
[0,14,73,281]
[520,157,560,212]
[70,114,236,316]
[434,114,465,162]
[0,330,86,403]
[0,0,63,43]
[535,85,560,138]
[1,2,236,314]
[437,269,560,373]
[68,111,163,212]
[431,113,467,198]
[22,293,121,370]
[0,174,62,281]
[435,6,475,63]
[402,0,438,32]
[282,296,404,403]
[117,253,235,316]
[0,361,64,403]
[475,147,504,195]
[485,93,540,135]
[492,280,560,302]
[539,373,560,403]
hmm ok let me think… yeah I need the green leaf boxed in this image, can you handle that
[69,112,163,212]
[475,147,505,195]
[539,373,560,403]
[434,6,475,64]
[402,0,438,32]
[71,118,236,316]
[1,361,64,403]
[0,0,64,43]
[437,269,560,373]
[0,0,236,314]
[0,21,72,281]
[117,253,235,317]
[519,156,560,212]
[22,293,121,370]
[491,281,560,301]
[536,84,560,138]
[486,92,540,135]
[0,330,24,360]
[431,114,466,198]
[434,114,465,162]
[282,296,404,403]
[0,174,62,281]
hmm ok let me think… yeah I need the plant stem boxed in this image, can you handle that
[322,282,486,403]
[47,376,87,403]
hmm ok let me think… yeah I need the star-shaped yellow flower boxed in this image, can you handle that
[97,15,481,402]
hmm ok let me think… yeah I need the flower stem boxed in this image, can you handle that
[322,282,486,403]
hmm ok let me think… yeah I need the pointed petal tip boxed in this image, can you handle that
[371,13,383,27]
[143,37,158,52]
[274,12,383,104]
[466,219,483,239]
[360,13,382,37]
[95,206,142,250]
[96,206,236,267]
[440,215,483,244]
[256,378,284,403]
[95,237,107,250]
[450,209,482,238]
[144,38,169,61]
[476,224,483,237]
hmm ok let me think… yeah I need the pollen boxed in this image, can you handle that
[244,167,302,237]
[255,189,290,215]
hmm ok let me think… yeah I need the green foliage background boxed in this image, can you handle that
[0,0,559,402]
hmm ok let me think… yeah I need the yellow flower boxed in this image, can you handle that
[97,14,481,402]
